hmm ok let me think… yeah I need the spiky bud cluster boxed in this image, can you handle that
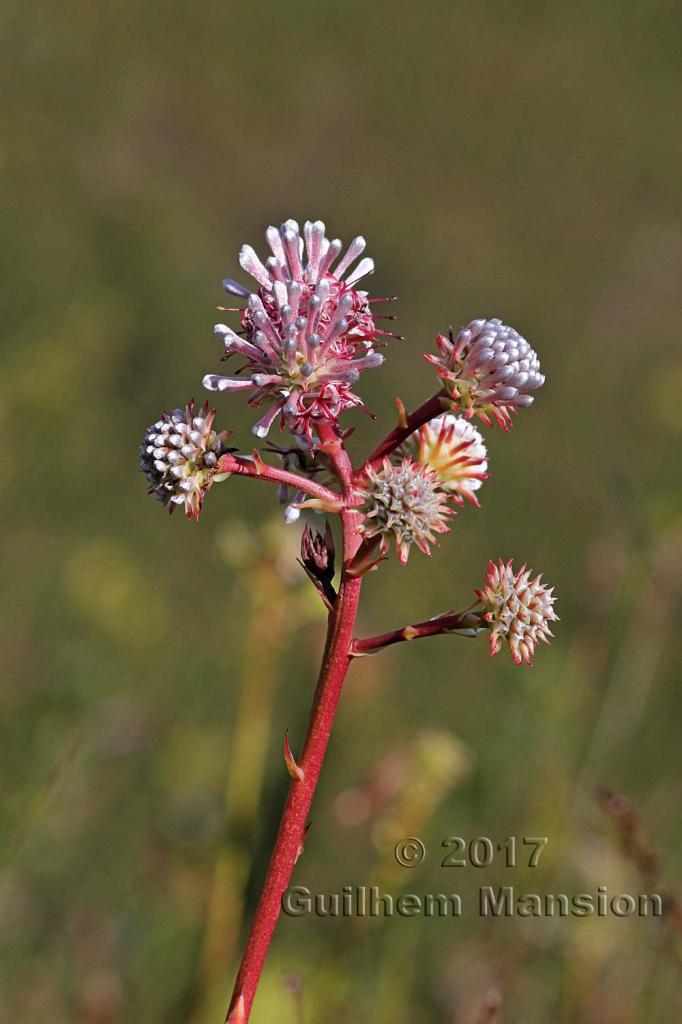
[140,401,231,519]
[300,523,336,605]
[427,319,544,429]
[475,559,558,665]
[203,219,397,443]
[399,413,488,507]
[358,457,453,564]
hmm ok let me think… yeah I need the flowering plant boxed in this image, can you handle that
[140,218,558,1022]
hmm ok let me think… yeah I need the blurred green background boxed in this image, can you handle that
[1,1,681,1021]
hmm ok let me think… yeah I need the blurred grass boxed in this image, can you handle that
[1,0,682,1020]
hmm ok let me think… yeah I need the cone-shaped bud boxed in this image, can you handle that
[299,522,336,605]
[139,400,231,520]
[475,559,558,665]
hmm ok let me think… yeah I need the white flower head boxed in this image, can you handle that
[427,319,544,430]
[140,400,231,519]
[399,413,488,507]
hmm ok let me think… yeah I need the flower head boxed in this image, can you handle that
[140,400,231,519]
[427,319,544,429]
[399,413,488,506]
[358,457,453,564]
[203,219,394,442]
[475,559,558,665]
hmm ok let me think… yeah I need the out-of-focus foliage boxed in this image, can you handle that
[1,1,681,1021]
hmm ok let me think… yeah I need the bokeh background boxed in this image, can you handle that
[2,1,681,1021]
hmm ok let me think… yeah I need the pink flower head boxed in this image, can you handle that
[203,219,396,443]
[426,319,544,430]
[476,559,558,665]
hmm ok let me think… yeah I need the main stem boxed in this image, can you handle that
[226,426,362,1024]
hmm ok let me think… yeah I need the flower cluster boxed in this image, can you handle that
[139,401,231,519]
[357,457,453,564]
[427,318,544,429]
[203,219,395,442]
[475,559,558,665]
[357,413,488,563]
[139,217,558,666]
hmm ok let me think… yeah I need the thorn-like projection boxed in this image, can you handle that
[345,537,387,578]
[346,559,384,578]
[349,640,377,658]
[294,496,344,514]
[395,397,408,429]
[284,731,305,782]
[250,449,266,475]
[295,822,312,864]
[345,556,385,579]
[226,993,246,1024]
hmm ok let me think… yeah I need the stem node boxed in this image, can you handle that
[226,993,246,1024]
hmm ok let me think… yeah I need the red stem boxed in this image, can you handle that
[352,608,485,655]
[225,423,362,1024]
[359,390,446,474]
[218,452,341,506]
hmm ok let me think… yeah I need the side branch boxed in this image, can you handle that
[218,451,342,507]
[359,390,447,473]
[352,607,485,656]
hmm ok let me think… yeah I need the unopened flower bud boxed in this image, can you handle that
[475,559,558,665]
[140,400,231,519]
[427,319,544,430]
[299,522,336,604]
